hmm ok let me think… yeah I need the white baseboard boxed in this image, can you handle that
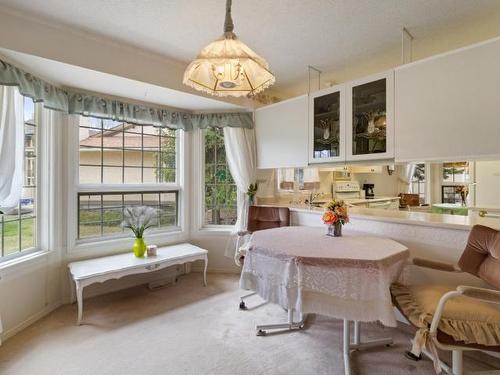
[1,300,62,344]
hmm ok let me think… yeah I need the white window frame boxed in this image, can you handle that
[0,101,52,264]
[192,128,236,234]
[67,115,188,256]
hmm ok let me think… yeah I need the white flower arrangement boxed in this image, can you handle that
[121,206,157,238]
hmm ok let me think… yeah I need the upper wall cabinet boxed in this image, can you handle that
[395,37,500,162]
[309,84,345,164]
[255,94,308,169]
[346,71,394,161]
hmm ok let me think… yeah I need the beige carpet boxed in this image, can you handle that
[0,273,498,375]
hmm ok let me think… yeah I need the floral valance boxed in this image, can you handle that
[0,59,253,130]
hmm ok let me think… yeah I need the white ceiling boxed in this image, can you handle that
[1,0,500,90]
[0,48,243,111]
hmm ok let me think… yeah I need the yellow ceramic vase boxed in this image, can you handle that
[133,238,146,257]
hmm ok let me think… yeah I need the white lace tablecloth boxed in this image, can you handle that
[240,226,409,327]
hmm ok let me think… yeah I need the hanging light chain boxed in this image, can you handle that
[224,0,234,33]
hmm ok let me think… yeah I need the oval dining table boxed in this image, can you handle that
[240,226,410,375]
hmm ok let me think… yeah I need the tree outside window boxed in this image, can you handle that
[204,128,237,225]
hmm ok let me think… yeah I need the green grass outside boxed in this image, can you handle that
[1,216,35,255]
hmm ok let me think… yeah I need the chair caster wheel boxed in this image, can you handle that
[239,301,247,310]
[256,330,266,336]
[405,351,422,361]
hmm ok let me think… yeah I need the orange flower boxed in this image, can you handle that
[322,211,337,225]
[335,206,347,217]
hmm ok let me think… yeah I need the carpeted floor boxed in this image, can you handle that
[0,273,498,375]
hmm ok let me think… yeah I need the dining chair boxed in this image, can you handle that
[235,205,290,310]
[391,224,500,375]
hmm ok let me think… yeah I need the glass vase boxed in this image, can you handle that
[326,223,342,237]
[334,222,342,237]
[133,237,147,257]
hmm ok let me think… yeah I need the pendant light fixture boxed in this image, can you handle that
[183,0,275,97]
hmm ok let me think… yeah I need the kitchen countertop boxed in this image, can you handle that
[282,204,500,231]
[345,196,400,205]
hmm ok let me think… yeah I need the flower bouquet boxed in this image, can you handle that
[247,183,258,206]
[121,206,157,257]
[322,200,349,237]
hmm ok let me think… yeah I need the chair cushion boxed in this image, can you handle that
[391,283,500,348]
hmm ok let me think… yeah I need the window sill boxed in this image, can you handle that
[69,227,188,259]
[0,249,50,274]
[193,226,235,236]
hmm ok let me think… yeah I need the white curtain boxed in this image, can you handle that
[0,86,24,213]
[396,164,416,194]
[222,127,257,258]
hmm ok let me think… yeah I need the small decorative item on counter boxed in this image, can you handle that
[147,245,158,257]
[322,199,349,237]
[121,206,157,257]
[247,183,258,206]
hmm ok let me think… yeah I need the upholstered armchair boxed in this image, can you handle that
[391,224,500,375]
[235,206,290,309]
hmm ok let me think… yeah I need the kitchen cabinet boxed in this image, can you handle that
[346,71,394,161]
[309,84,345,164]
[255,95,308,169]
[395,36,500,162]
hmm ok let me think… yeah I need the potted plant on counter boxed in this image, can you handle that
[121,206,157,257]
[322,200,349,237]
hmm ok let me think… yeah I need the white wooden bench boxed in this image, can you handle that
[68,243,208,325]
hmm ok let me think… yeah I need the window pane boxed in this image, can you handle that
[3,218,20,255]
[204,128,237,226]
[103,148,123,166]
[143,151,159,169]
[124,167,142,184]
[78,117,177,186]
[142,168,158,184]
[21,216,36,250]
[124,150,142,167]
[103,167,123,184]
[23,97,35,124]
[78,191,178,240]
[79,166,101,184]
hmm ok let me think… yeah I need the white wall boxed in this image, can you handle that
[352,169,400,197]
[475,161,500,209]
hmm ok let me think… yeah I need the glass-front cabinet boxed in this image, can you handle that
[309,84,345,163]
[346,71,394,161]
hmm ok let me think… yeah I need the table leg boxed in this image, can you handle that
[343,320,351,375]
[343,320,394,375]
[68,272,75,304]
[203,255,208,287]
[76,282,84,326]
[256,308,305,336]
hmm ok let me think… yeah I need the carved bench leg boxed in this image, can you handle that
[76,281,84,326]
